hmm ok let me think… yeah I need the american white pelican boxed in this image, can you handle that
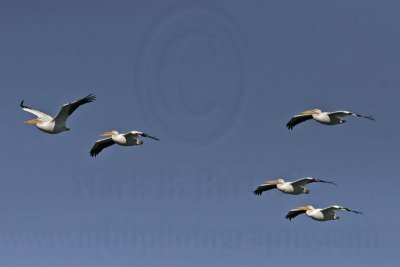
[286,109,374,130]
[285,205,362,221]
[21,94,96,134]
[89,130,159,157]
[253,177,336,196]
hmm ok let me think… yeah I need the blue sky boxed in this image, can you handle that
[0,0,399,266]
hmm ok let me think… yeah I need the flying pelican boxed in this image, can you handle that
[89,130,159,157]
[21,94,96,134]
[253,177,336,196]
[285,205,363,221]
[286,109,374,130]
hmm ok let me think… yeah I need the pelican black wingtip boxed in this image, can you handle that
[84,94,96,103]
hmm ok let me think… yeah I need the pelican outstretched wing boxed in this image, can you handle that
[53,94,96,123]
[291,177,337,187]
[286,114,313,130]
[20,100,53,122]
[126,131,159,141]
[285,206,309,220]
[253,180,281,195]
[90,137,115,157]
[329,111,374,121]
[321,205,363,215]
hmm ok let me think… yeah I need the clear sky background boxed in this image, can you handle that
[0,0,399,266]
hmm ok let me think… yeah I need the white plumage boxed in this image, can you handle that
[90,130,159,157]
[21,94,96,134]
[285,205,362,221]
[253,177,336,196]
[286,109,374,130]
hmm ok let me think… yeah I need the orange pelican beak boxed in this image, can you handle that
[24,118,41,124]
[100,131,115,137]
[300,109,319,115]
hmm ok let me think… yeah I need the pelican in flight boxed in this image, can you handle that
[90,130,159,157]
[286,109,374,130]
[253,177,336,196]
[21,94,96,134]
[285,205,362,221]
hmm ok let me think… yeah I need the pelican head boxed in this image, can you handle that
[300,109,321,115]
[24,117,42,125]
[100,130,119,136]
[306,205,314,210]
[277,178,285,184]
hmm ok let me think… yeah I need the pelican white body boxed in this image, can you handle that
[277,182,308,195]
[36,121,69,134]
[312,113,343,125]
[307,209,337,221]
[112,134,142,146]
